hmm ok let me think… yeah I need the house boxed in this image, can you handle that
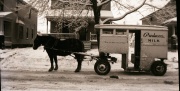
[45,0,113,50]
[140,0,177,50]
[0,0,38,48]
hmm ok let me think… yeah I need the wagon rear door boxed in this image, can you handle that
[140,29,168,69]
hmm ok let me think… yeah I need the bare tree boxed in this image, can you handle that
[89,0,169,47]
[16,0,172,46]
[23,0,170,28]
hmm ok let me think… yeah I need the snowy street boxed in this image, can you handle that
[1,47,179,91]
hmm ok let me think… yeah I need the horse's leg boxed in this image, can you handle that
[48,54,54,72]
[46,49,55,72]
[74,54,83,72]
[54,55,58,70]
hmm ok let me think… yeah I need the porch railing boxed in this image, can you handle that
[46,33,78,39]
[90,32,97,42]
[5,36,12,41]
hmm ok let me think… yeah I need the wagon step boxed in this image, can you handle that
[125,67,142,72]
[108,57,117,64]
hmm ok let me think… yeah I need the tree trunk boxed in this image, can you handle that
[90,0,102,49]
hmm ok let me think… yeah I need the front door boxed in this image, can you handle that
[79,27,87,41]
[4,21,12,41]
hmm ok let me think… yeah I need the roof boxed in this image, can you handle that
[140,0,176,25]
[95,24,168,31]
[162,17,177,25]
[0,12,12,18]
[16,18,25,25]
[46,10,113,19]
[17,0,38,12]
[141,0,176,20]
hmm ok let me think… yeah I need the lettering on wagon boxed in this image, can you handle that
[104,41,123,44]
[143,32,165,43]
[143,32,164,38]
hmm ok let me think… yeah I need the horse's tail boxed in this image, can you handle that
[77,40,85,60]
[81,41,85,52]
[73,40,85,60]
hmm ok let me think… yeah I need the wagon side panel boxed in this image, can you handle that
[99,36,128,54]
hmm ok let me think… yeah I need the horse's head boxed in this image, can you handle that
[33,34,42,50]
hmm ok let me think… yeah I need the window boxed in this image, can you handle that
[28,9,32,19]
[102,29,113,34]
[62,22,69,33]
[19,26,24,39]
[90,32,97,41]
[26,28,29,39]
[15,6,18,14]
[0,0,4,11]
[175,26,177,35]
[79,27,86,41]
[31,29,34,39]
[116,29,126,35]
[150,17,153,21]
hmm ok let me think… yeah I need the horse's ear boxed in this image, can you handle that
[37,31,42,36]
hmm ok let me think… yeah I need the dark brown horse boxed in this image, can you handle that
[33,34,84,72]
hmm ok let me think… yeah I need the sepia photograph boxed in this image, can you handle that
[0,0,179,90]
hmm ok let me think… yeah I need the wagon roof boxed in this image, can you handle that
[95,24,168,31]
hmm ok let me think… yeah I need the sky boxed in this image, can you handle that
[25,0,170,33]
[111,0,170,25]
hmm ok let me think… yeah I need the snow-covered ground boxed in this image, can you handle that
[0,47,179,91]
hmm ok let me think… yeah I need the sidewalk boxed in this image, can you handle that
[0,49,17,61]
[1,48,178,61]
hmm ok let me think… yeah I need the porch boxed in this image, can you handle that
[162,17,177,51]
[43,33,95,51]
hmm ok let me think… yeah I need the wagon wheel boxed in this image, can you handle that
[151,61,167,76]
[94,59,111,75]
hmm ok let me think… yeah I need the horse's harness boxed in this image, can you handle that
[43,38,69,52]
[42,38,94,58]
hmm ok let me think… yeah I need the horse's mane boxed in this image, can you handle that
[42,34,58,40]
[48,35,57,39]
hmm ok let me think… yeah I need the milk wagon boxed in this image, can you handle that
[93,24,168,76]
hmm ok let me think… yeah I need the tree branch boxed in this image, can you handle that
[145,3,161,9]
[102,0,146,24]
[97,0,111,7]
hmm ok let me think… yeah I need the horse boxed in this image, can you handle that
[33,34,84,72]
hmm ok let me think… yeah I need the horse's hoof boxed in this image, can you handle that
[75,70,80,72]
[48,70,53,72]
[75,71,80,72]
[54,67,58,70]
[48,68,54,72]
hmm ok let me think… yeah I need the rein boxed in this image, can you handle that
[43,39,77,54]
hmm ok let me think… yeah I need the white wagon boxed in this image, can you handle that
[94,24,168,76]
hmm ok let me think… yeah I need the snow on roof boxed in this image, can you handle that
[162,17,177,24]
[0,12,12,17]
